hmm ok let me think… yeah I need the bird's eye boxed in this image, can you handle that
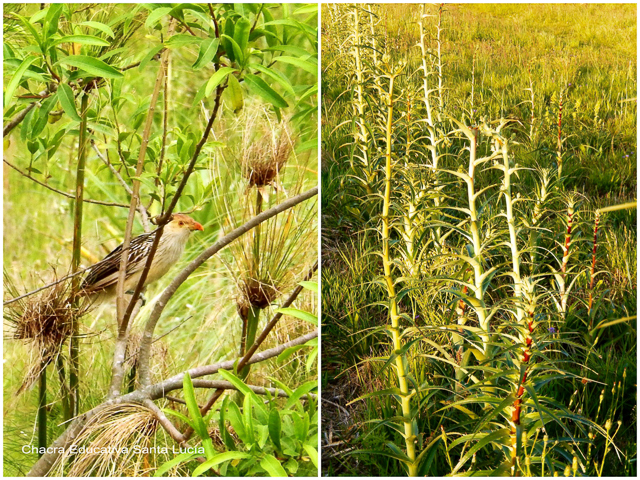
[179,221,184,226]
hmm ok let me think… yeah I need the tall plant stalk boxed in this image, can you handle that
[380,67,417,476]
[69,91,90,418]
[497,130,524,323]
[418,3,443,249]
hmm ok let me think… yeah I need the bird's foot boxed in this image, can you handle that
[125,290,147,306]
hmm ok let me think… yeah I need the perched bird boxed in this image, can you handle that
[81,213,204,303]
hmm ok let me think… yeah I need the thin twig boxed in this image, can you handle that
[3,100,38,137]
[143,399,187,445]
[90,141,150,230]
[3,158,129,208]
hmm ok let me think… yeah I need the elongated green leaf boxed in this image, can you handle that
[4,56,37,107]
[31,94,58,138]
[303,444,318,468]
[451,428,511,474]
[276,306,317,325]
[204,67,236,97]
[162,408,195,429]
[260,454,287,477]
[192,38,219,70]
[285,380,317,409]
[225,72,243,112]
[192,452,251,477]
[165,34,203,49]
[274,56,317,75]
[594,315,635,330]
[58,55,123,78]
[182,372,214,458]
[244,72,288,108]
[78,21,115,38]
[139,45,164,71]
[299,281,318,293]
[57,83,81,122]
[153,451,199,477]
[145,7,171,29]
[248,62,296,97]
[268,409,282,452]
[233,17,251,63]
[53,35,110,47]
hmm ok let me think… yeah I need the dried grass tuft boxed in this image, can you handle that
[52,403,167,477]
[4,272,92,394]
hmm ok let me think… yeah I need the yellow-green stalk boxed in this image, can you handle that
[418,4,443,249]
[351,5,374,195]
[380,68,417,476]
[497,130,524,323]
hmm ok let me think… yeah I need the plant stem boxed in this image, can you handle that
[69,92,90,419]
[499,137,523,323]
[381,71,417,476]
[37,360,47,457]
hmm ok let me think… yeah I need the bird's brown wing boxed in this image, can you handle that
[81,232,156,292]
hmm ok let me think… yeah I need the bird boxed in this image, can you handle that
[81,213,204,303]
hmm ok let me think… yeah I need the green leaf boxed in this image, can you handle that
[248,62,295,97]
[226,72,244,112]
[45,3,63,40]
[57,83,82,122]
[260,454,287,477]
[78,21,115,38]
[233,17,251,63]
[162,408,195,429]
[145,7,172,29]
[53,35,110,47]
[303,444,318,468]
[204,67,237,97]
[451,429,511,474]
[58,55,123,79]
[165,34,203,49]
[220,34,244,65]
[138,45,164,71]
[594,315,635,330]
[192,452,251,477]
[299,281,318,293]
[276,306,317,325]
[182,372,215,458]
[153,451,199,477]
[274,56,317,75]
[268,409,282,452]
[192,38,219,70]
[285,380,317,410]
[4,56,38,107]
[293,4,318,15]
[244,73,288,108]
[31,94,58,138]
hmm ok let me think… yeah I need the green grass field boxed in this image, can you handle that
[321,3,636,476]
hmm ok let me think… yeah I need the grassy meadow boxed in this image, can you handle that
[321,3,636,476]
[4,3,318,476]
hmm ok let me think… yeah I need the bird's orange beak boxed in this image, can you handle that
[193,221,204,232]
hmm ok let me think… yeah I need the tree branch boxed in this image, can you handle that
[137,186,318,387]
[182,260,318,439]
[26,330,317,477]
[3,158,129,208]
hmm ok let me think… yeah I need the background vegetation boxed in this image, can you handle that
[4,3,318,476]
[321,3,636,476]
